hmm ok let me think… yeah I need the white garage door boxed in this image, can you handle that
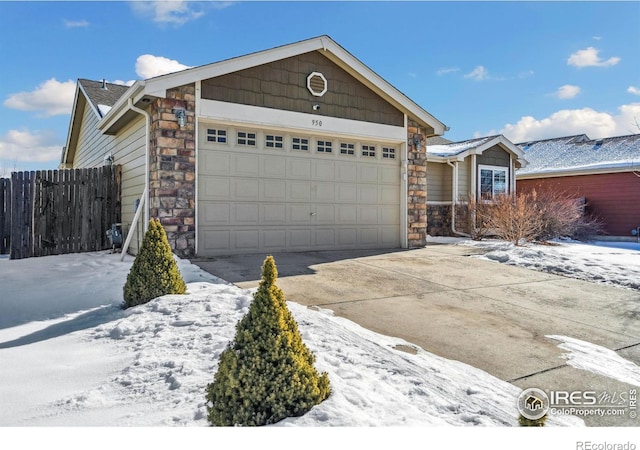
[197,124,401,256]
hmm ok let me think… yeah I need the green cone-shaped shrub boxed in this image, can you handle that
[206,256,331,426]
[123,218,186,308]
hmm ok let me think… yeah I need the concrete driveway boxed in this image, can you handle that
[193,244,640,426]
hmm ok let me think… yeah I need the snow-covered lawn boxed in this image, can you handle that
[447,237,640,292]
[1,238,639,446]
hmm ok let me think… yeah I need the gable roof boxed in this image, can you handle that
[426,134,528,167]
[79,79,130,118]
[516,133,640,178]
[61,79,132,166]
[98,35,448,136]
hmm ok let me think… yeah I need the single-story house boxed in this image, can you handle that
[60,35,527,257]
[425,135,527,236]
[516,134,640,239]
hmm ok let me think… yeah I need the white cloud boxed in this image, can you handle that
[554,84,581,99]
[464,65,489,81]
[135,54,191,79]
[130,1,206,26]
[496,103,640,142]
[111,79,137,87]
[567,47,621,68]
[436,67,460,76]
[3,78,76,117]
[64,19,89,28]
[628,86,640,96]
[0,129,62,163]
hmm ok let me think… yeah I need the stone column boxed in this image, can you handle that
[148,83,196,258]
[406,121,428,247]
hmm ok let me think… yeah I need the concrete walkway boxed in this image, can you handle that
[193,244,640,426]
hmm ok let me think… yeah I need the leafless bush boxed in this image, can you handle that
[482,193,543,245]
[464,195,493,240]
[478,189,604,245]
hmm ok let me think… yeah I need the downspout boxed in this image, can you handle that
[120,98,151,260]
[447,160,470,237]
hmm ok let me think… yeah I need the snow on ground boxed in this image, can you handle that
[439,237,640,291]
[0,250,584,428]
[547,335,640,387]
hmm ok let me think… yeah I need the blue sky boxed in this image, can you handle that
[1,1,639,172]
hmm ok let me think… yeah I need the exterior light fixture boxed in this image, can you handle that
[174,109,186,128]
[413,134,422,151]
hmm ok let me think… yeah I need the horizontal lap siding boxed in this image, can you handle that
[426,162,451,202]
[517,172,640,236]
[72,106,146,253]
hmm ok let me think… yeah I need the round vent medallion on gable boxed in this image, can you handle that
[307,72,328,97]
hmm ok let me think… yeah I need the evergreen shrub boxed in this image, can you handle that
[122,218,186,308]
[205,256,331,426]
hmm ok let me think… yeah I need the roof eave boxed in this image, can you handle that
[517,165,639,179]
[61,83,88,166]
[98,81,146,134]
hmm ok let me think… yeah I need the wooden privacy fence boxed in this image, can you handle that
[0,165,121,259]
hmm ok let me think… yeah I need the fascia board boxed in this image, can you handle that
[320,43,447,136]
[62,85,86,165]
[517,166,638,179]
[143,38,327,98]
[97,81,145,133]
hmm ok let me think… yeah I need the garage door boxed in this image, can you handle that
[197,124,401,256]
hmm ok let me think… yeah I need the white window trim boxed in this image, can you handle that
[478,164,509,201]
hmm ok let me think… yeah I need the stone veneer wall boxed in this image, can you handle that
[148,83,196,258]
[406,121,428,247]
[427,204,452,237]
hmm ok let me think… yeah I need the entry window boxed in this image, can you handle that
[479,165,508,200]
[266,134,284,149]
[382,146,396,159]
[237,131,256,146]
[292,137,309,151]
[206,128,227,143]
[317,140,332,153]
[362,144,376,158]
[340,142,355,156]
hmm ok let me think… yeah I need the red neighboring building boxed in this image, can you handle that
[516,134,640,239]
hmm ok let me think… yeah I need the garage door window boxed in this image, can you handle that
[266,134,284,149]
[207,128,227,143]
[292,137,309,151]
[340,142,355,156]
[382,146,396,159]
[237,131,256,146]
[362,144,376,158]
[317,140,333,153]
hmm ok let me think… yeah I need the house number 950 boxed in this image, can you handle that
[312,119,323,127]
